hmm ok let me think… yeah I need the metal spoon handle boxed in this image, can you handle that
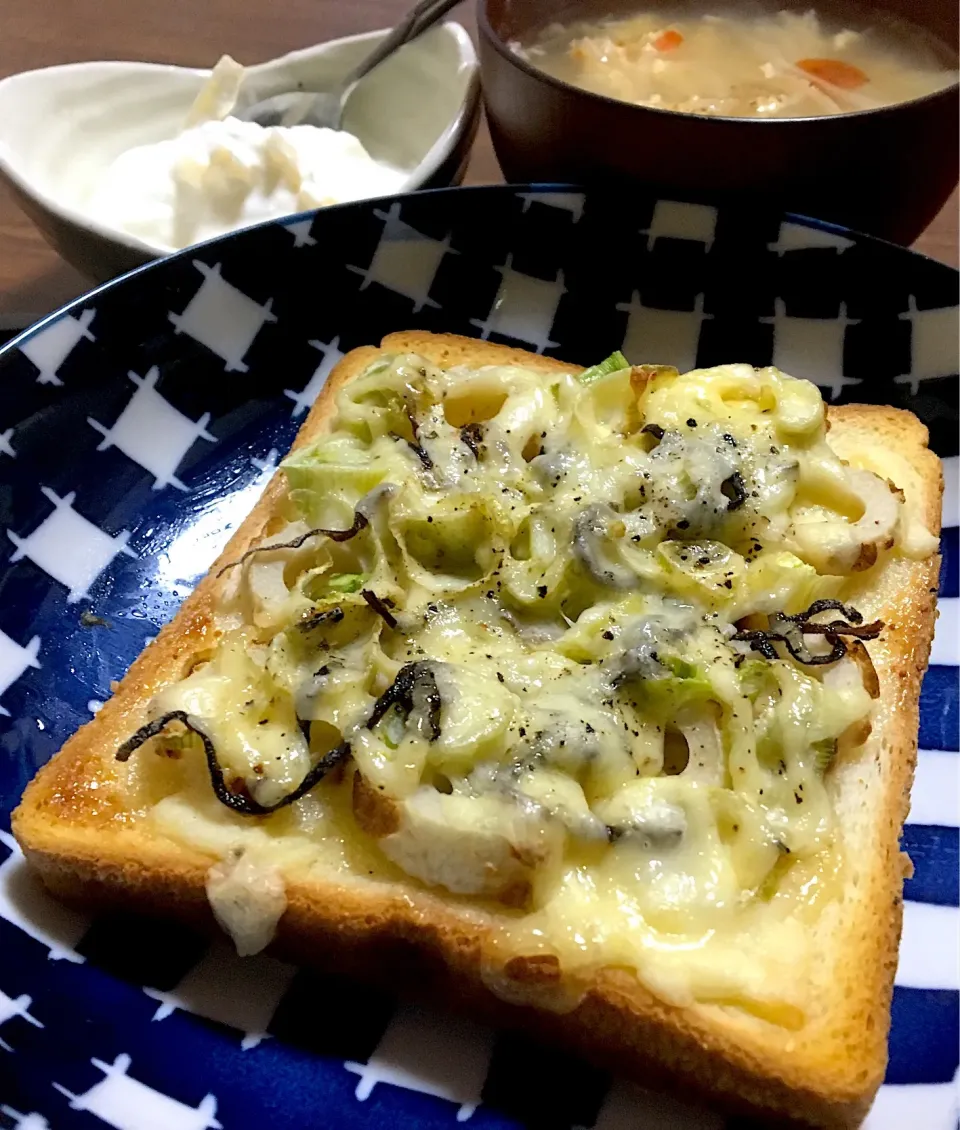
[337,0,465,95]
[265,0,465,129]
[406,0,466,38]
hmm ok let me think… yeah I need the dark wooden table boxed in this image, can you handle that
[1,0,956,325]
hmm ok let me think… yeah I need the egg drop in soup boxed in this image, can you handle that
[517,8,957,118]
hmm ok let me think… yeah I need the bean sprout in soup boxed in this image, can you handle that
[516,9,957,117]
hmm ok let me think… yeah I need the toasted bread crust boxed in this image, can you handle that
[13,334,943,1129]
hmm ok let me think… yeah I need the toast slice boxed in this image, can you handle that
[13,332,942,1128]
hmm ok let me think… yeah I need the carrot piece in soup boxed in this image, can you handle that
[796,58,868,89]
[652,29,684,52]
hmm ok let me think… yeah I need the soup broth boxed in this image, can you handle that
[517,8,957,118]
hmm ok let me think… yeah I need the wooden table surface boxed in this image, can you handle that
[0,0,956,325]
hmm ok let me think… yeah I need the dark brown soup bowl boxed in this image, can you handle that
[479,0,959,243]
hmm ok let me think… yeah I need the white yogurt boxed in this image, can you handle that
[87,56,407,251]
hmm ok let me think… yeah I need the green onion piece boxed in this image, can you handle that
[813,738,838,775]
[664,656,699,680]
[578,351,629,384]
[327,573,365,593]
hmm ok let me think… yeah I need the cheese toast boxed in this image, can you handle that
[13,332,942,1128]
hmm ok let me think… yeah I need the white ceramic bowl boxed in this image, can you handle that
[0,23,480,282]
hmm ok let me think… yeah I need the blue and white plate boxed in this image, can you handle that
[0,186,955,1130]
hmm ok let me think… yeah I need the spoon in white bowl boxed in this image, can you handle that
[241,0,464,130]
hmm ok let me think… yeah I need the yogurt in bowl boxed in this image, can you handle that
[87,57,407,253]
[0,23,480,280]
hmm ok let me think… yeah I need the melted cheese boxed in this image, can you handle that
[206,848,287,956]
[132,355,933,1017]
